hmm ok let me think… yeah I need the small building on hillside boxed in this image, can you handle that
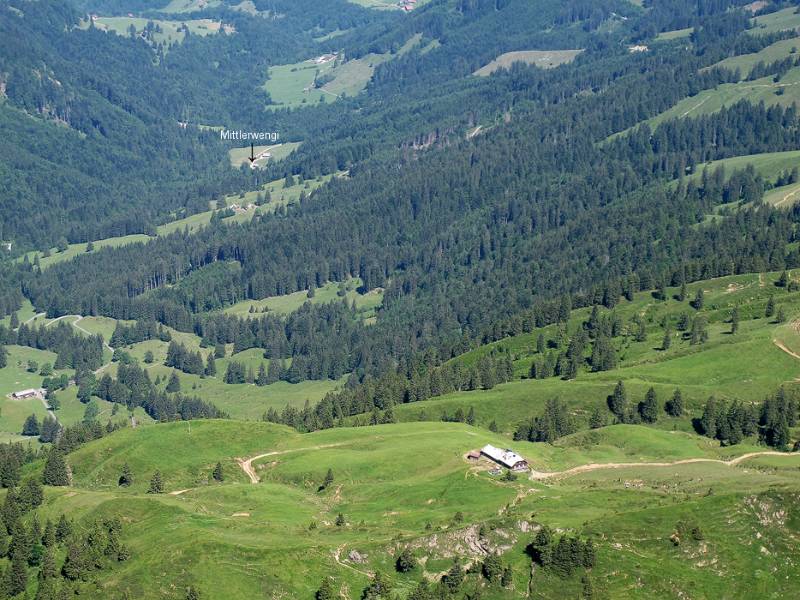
[11,389,41,400]
[466,450,481,461]
[480,444,529,471]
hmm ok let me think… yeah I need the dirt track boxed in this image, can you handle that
[237,443,350,483]
[528,451,794,480]
[774,339,800,361]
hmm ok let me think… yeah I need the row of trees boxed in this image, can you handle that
[699,388,798,447]
[3,322,104,372]
[263,353,515,432]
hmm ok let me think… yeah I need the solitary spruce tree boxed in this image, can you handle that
[22,413,40,436]
[322,468,334,490]
[638,387,659,423]
[212,462,224,482]
[166,371,181,393]
[608,380,628,422]
[665,389,684,417]
[148,470,164,494]
[43,448,69,486]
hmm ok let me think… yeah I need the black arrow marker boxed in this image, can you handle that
[248,142,255,163]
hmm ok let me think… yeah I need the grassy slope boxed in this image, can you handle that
[18,173,325,268]
[655,26,692,41]
[688,149,800,184]
[384,271,800,433]
[221,277,383,322]
[227,142,301,169]
[0,345,149,444]
[8,419,800,598]
[614,15,800,141]
[750,6,800,34]
[264,36,421,109]
[474,49,583,76]
[348,0,431,8]
[160,0,223,13]
[83,17,226,46]
[712,35,800,78]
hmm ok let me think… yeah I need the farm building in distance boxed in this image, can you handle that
[11,388,44,400]
[480,444,529,471]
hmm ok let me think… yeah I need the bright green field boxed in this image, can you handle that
[7,419,800,599]
[19,234,150,270]
[474,49,583,76]
[687,150,800,209]
[0,345,148,443]
[222,277,383,321]
[264,36,420,109]
[0,298,38,329]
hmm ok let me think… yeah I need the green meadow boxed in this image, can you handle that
[711,35,800,78]
[4,418,798,598]
[474,49,583,76]
[222,277,383,321]
[4,265,800,596]
[159,0,223,13]
[688,150,800,183]
[348,0,433,8]
[750,6,800,34]
[264,36,421,109]
[655,26,692,41]
[81,17,229,47]
[227,142,301,169]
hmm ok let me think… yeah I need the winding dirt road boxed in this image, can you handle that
[527,451,794,480]
[237,442,350,483]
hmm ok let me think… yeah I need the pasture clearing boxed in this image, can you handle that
[159,0,222,13]
[227,141,300,169]
[607,64,800,141]
[688,150,800,184]
[222,277,383,321]
[82,17,230,47]
[751,6,800,34]
[17,170,316,271]
[764,181,800,207]
[18,234,150,270]
[23,418,800,598]
[0,298,38,328]
[654,27,692,41]
[474,49,583,76]
[711,35,800,78]
[385,270,800,433]
[347,0,433,8]
[264,36,422,109]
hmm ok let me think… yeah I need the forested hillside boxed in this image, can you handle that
[4,0,800,598]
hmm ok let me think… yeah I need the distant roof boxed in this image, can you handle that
[480,444,527,468]
[13,389,39,397]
